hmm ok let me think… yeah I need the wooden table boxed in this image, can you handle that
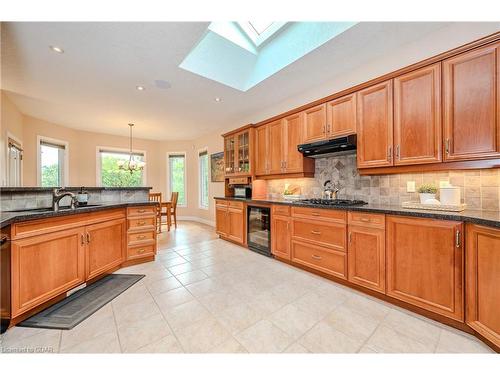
[161,201,172,231]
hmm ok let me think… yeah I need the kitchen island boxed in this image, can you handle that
[0,187,158,332]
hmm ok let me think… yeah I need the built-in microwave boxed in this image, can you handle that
[234,186,252,198]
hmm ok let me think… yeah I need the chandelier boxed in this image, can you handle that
[117,123,146,174]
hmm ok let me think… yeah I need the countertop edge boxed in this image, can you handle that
[0,201,158,229]
[214,197,500,228]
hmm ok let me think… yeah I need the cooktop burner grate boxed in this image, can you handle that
[298,198,368,206]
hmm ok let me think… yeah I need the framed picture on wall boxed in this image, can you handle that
[210,152,224,182]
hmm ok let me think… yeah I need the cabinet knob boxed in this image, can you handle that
[311,254,322,260]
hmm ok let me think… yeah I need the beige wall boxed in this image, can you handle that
[0,92,24,186]
[1,92,224,224]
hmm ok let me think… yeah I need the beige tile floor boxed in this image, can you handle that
[0,221,495,354]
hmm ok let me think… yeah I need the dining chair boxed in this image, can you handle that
[148,192,162,233]
[161,192,179,230]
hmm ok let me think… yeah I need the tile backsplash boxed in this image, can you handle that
[266,153,500,211]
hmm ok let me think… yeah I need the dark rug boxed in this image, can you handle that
[18,274,145,330]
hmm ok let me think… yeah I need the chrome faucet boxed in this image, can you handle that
[52,188,77,212]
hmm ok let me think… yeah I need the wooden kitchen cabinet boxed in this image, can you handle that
[255,116,314,177]
[386,216,464,321]
[303,103,327,143]
[214,199,245,245]
[347,212,386,293]
[443,43,499,161]
[223,126,254,176]
[268,119,284,175]
[86,218,126,280]
[394,63,442,165]
[356,80,394,168]
[271,205,291,260]
[11,227,86,317]
[466,224,500,348]
[255,124,269,175]
[326,93,357,138]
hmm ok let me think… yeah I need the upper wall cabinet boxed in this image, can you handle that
[326,93,357,138]
[393,63,442,165]
[302,104,327,143]
[443,43,499,161]
[224,127,254,176]
[255,115,314,178]
[356,80,394,168]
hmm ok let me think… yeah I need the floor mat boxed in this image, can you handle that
[18,274,145,330]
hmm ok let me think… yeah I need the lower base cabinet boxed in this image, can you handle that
[386,215,464,321]
[271,206,291,260]
[466,224,500,348]
[347,225,386,293]
[86,218,126,280]
[11,228,86,317]
[215,200,245,245]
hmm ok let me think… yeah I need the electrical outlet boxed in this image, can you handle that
[407,181,416,193]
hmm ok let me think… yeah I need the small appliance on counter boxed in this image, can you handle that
[233,185,252,199]
[440,185,461,206]
[76,187,89,206]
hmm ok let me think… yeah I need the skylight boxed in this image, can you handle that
[237,22,287,47]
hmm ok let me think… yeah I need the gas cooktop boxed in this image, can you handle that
[298,198,368,206]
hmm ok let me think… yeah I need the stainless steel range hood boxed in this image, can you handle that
[297,134,357,158]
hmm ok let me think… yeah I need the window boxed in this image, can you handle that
[98,148,145,187]
[7,137,22,186]
[198,150,209,209]
[168,153,186,207]
[237,22,287,47]
[38,137,68,187]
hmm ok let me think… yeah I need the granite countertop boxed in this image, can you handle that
[214,196,500,229]
[0,201,158,229]
[0,186,153,193]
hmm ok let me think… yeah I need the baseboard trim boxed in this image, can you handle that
[161,216,215,227]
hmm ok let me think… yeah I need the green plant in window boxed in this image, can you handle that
[101,155,143,187]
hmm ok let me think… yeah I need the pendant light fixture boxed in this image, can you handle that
[117,123,146,174]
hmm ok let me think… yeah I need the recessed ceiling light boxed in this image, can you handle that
[214,97,222,102]
[50,46,64,54]
[136,85,145,91]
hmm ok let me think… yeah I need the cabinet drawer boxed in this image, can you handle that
[292,218,346,251]
[228,201,244,209]
[127,206,156,217]
[127,230,155,245]
[292,240,346,279]
[127,244,155,260]
[348,211,385,229]
[292,206,346,223]
[272,205,291,216]
[215,200,228,207]
[128,217,156,231]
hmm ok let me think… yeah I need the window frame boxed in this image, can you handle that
[6,132,23,187]
[37,135,69,187]
[95,146,147,187]
[198,148,209,210]
[166,151,187,208]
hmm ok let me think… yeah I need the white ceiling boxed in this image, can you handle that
[1,22,499,141]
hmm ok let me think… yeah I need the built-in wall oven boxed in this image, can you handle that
[247,205,271,257]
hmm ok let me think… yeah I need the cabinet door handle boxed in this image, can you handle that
[138,221,146,226]
[388,146,392,162]
[311,212,321,216]
[81,234,85,246]
[312,254,322,260]
[86,233,90,243]
[456,230,461,248]
[310,230,321,235]
[445,139,450,155]
[396,145,400,159]
[360,217,370,222]
[349,232,352,243]
[138,248,145,254]
[138,209,146,213]
[137,235,146,240]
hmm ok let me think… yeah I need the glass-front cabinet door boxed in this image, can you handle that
[224,135,235,175]
[237,130,250,174]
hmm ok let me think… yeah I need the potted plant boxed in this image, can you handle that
[417,183,438,204]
